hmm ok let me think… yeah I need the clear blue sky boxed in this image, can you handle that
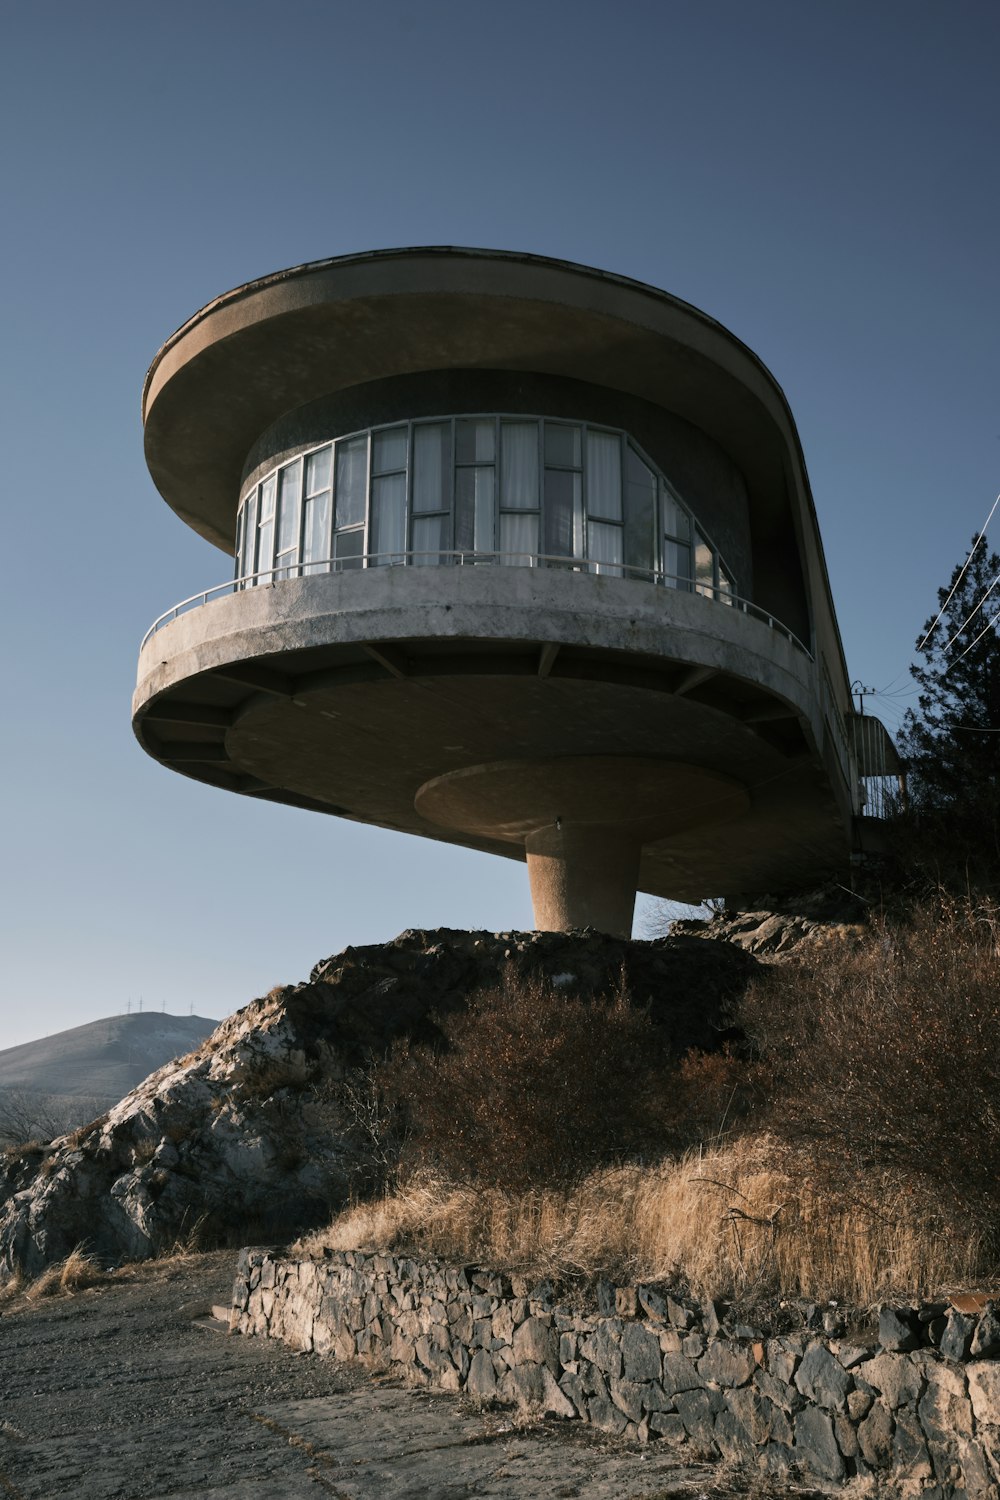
[2,1,997,1047]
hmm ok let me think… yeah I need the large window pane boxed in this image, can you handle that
[302,490,332,574]
[333,529,364,570]
[412,512,449,564]
[544,469,579,557]
[256,518,274,581]
[500,511,539,560]
[242,493,257,579]
[664,540,691,586]
[305,446,332,496]
[371,473,407,563]
[413,423,450,513]
[588,520,624,574]
[456,467,494,554]
[544,423,581,468]
[277,461,301,555]
[500,422,539,509]
[624,447,655,574]
[373,426,407,474]
[335,437,367,529]
[586,431,622,521]
[456,418,495,464]
[663,484,690,541]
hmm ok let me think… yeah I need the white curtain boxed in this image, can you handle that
[588,520,623,574]
[586,431,622,521]
[500,512,539,563]
[413,424,448,513]
[413,513,448,565]
[372,474,406,563]
[501,422,538,509]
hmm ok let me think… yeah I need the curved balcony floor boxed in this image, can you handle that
[133,567,851,902]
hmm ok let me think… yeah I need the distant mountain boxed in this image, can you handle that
[0,1012,219,1102]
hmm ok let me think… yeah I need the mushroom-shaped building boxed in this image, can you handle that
[134,248,897,935]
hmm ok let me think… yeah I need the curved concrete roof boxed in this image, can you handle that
[143,247,816,556]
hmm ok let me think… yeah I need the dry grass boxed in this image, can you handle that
[25,1246,109,1301]
[298,1135,988,1305]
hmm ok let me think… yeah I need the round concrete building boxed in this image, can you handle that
[134,247,897,934]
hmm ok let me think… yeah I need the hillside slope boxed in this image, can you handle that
[0,1013,218,1101]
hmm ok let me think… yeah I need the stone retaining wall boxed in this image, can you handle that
[231,1248,1000,1496]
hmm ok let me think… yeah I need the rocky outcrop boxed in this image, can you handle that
[0,928,755,1282]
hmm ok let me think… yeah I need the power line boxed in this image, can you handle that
[919,492,1000,649]
[942,569,1000,651]
[947,607,1000,670]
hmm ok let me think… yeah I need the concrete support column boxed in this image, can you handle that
[525,823,641,937]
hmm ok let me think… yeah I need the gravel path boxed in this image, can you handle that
[0,1252,823,1500]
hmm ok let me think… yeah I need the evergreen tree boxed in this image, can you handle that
[898,534,1000,866]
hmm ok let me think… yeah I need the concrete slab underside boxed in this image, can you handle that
[137,652,846,905]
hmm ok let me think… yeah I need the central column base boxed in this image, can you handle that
[525,823,640,936]
[414,755,749,937]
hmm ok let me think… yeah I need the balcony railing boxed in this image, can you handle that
[139,550,814,658]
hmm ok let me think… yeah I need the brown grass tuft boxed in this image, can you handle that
[26,1246,108,1301]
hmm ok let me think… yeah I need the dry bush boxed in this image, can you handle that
[738,894,1000,1245]
[300,1136,980,1304]
[373,968,678,1190]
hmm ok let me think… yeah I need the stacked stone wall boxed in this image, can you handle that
[232,1249,1000,1494]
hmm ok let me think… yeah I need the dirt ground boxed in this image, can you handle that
[0,1251,831,1500]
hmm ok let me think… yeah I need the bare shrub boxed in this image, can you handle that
[738,894,1000,1245]
[0,1091,109,1149]
[374,968,673,1189]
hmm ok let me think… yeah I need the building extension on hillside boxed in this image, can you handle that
[133,248,899,935]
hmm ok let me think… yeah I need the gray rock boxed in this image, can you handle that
[666,1295,695,1329]
[640,1382,675,1413]
[754,1369,804,1413]
[648,1412,686,1442]
[661,1352,705,1396]
[621,1322,661,1383]
[893,1407,933,1481]
[557,1371,588,1418]
[966,1359,1000,1422]
[579,1320,623,1379]
[858,1352,926,1409]
[539,1366,576,1419]
[794,1341,853,1411]
[466,1348,497,1399]
[794,1406,846,1481]
[970,1307,1000,1360]
[858,1400,894,1468]
[833,1414,859,1460]
[588,1395,627,1435]
[726,1386,792,1447]
[713,1407,752,1460]
[941,1310,976,1363]
[697,1340,755,1387]
[673,1387,723,1445]
[636,1285,666,1322]
[609,1376,645,1422]
[917,1361,973,1444]
[879,1305,920,1353]
[512,1315,558,1372]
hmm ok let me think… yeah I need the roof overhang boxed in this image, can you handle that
[143,247,814,557]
